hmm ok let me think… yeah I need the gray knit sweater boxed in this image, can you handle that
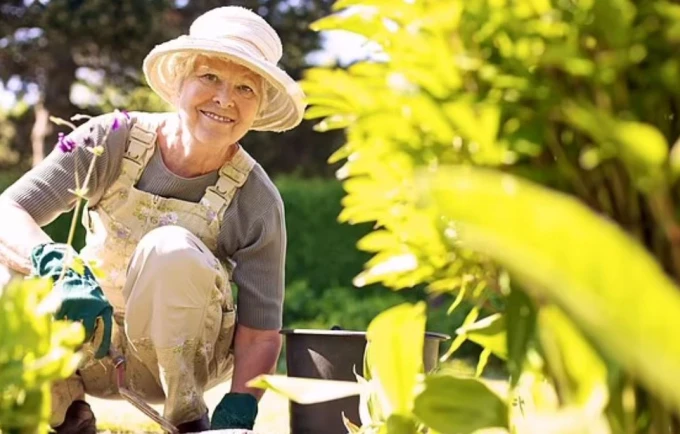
[2,113,286,330]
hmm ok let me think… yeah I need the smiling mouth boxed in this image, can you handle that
[200,110,235,124]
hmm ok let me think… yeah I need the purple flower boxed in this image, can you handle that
[57,132,77,153]
[111,109,130,131]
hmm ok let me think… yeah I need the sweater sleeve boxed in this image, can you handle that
[1,113,129,226]
[229,198,287,330]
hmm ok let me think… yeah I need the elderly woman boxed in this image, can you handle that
[0,6,305,433]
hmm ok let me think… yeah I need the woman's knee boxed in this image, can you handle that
[124,225,221,305]
[131,226,217,276]
[136,226,208,259]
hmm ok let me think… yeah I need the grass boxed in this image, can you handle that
[91,381,290,434]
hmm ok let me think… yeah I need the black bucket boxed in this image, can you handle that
[280,328,450,434]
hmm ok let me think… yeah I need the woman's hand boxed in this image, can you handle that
[30,243,113,359]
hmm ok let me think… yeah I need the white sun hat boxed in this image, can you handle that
[143,6,306,132]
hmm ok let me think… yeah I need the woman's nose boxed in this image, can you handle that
[212,85,234,107]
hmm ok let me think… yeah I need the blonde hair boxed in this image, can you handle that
[167,52,269,114]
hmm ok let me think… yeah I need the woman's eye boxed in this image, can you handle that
[237,84,254,94]
[200,73,219,83]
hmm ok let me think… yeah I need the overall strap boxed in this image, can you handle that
[118,114,159,187]
[200,146,256,225]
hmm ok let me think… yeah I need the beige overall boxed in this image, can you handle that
[50,113,255,426]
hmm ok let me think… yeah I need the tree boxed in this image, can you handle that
[0,0,173,164]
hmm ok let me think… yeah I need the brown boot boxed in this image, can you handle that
[50,400,97,434]
[176,412,210,433]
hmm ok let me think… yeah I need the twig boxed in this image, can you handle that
[647,188,680,282]
[544,127,594,206]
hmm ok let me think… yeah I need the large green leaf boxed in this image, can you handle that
[506,288,536,387]
[537,306,608,409]
[421,166,680,415]
[365,302,426,416]
[413,374,508,434]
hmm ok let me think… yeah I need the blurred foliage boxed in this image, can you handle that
[0,277,85,434]
[0,110,20,167]
[262,0,680,432]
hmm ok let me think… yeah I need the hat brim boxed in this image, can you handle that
[143,36,306,132]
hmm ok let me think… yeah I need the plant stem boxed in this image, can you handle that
[603,163,627,219]
[81,152,98,192]
[649,394,673,434]
[648,188,680,282]
[56,150,99,284]
[544,127,594,206]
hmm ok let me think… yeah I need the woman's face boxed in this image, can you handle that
[177,56,263,148]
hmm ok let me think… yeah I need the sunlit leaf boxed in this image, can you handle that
[413,374,508,434]
[385,413,417,434]
[342,412,362,433]
[68,256,86,276]
[366,302,426,416]
[591,0,635,48]
[476,348,492,377]
[612,121,668,187]
[422,166,680,415]
[538,305,608,410]
[563,103,668,190]
[87,260,107,280]
[506,288,536,387]
[441,306,480,361]
[456,313,507,360]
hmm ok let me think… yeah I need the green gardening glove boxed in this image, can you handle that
[30,243,113,359]
[211,392,258,430]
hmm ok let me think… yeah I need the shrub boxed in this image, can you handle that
[262,0,680,432]
[0,277,84,433]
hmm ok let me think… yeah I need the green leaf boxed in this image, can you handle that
[670,137,680,183]
[612,121,668,183]
[456,313,507,360]
[506,288,536,387]
[538,306,608,409]
[68,256,86,276]
[385,414,417,434]
[422,166,680,415]
[413,374,508,434]
[591,0,635,48]
[366,302,427,416]
[563,103,668,190]
[247,375,367,404]
[476,348,492,377]
[313,114,357,132]
[441,306,480,361]
[310,10,388,40]
[342,412,362,433]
